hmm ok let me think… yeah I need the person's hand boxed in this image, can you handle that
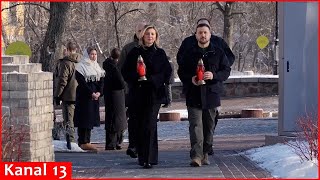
[92,92,100,100]
[203,71,214,80]
[191,76,199,86]
[92,93,98,100]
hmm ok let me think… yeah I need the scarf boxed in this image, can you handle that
[75,50,105,82]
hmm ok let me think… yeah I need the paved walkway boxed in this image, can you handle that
[54,96,278,178]
[55,135,273,178]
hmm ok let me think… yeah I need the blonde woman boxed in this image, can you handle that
[122,25,172,168]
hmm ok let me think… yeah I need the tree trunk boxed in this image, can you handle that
[252,46,259,73]
[2,25,9,48]
[39,2,70,72]
[223,2,234,49]
[112,2,121,49]
[148,3,158,26]
[237,51,242,71]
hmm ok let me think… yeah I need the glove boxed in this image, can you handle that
[54,97,61,106]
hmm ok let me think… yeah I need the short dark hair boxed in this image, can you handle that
[66,42,77,51]
[110,48,120,59]
[196,23,210,30]
[197,18,210,25]
[87,47,97,55]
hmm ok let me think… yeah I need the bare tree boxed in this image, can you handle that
[39,2,70,72]
[2,2,276,74]
[215,1,246,49]
[111,2,144,49]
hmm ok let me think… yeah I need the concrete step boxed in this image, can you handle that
[2,63,42,73]
[2,55,29,64]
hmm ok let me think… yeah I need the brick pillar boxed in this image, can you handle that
[2,55,55,162]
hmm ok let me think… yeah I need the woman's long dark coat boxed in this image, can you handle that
[74,71,103,129]
[122,45,172,165]
[103,58,127,132]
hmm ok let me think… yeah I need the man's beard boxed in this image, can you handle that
[199,39,209,45]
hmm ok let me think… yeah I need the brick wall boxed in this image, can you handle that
[1,55,54,162]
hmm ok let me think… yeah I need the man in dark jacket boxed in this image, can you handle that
[118,22,147,69]
[177,18,235,67]
[178,23,231,167]
[177,18,234,155]
[54,42,81,147]
[119,22,147,158]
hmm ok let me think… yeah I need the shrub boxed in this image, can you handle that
[285,112,318,162]
[2,114,29,162]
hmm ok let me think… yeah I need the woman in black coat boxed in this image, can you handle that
[103,48,127,150]
[122,25,172,169]
[74,47,105,151]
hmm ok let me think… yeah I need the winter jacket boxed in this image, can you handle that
[177,43,231,109]
[177,34,235,67]
[54,53,81,102]
[118,35,139,69]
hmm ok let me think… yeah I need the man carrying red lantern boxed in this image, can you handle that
[177,21,231,167]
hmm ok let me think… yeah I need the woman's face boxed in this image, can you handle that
[143,28,157,47]
[89,50,97,61]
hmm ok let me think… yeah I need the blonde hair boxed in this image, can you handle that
[138,25,160,48]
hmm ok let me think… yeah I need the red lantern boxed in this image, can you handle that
[196,58,206,85]
[137,55,147,81]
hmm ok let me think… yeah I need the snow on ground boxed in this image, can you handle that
[53,140,84,152]
[243,142,318,178]
[54,139,318,178]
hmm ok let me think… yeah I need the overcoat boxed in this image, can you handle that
[103,58,127,132]
[122,45,172,165]
[74,71,103,129]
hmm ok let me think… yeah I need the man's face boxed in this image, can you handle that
[135,28,143,39]
[63,48,69,56]
[196,26,211,45]
[135,23,146,39]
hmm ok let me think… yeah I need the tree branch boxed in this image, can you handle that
[1,2,50,12]
[69,31,82,52]
[231,12,246,16]
[116,8,144,23]
[25,7,41,43]
[215,2,225,13]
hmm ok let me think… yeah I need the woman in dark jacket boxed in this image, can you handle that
[122,25,172,169]
[103,48,127,150]
[74,47,105,151]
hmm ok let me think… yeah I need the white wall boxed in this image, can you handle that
[279,2,318,135]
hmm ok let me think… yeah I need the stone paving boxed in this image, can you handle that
[55,120,277,179]
[55,135,273,178]
[54,96,278,178]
